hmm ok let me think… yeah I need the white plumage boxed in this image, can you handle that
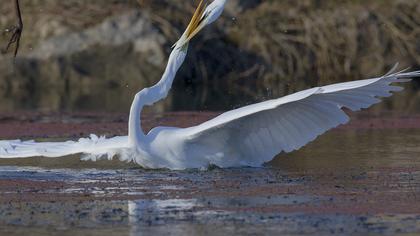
[0,0,419,169]
[1,70,418,169]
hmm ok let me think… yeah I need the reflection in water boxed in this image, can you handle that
[127,195,317,225]
[0,82,256,113]
[1,81,420,113]
[0,128,419,235]
[1,196,420,235]
[272,129,420,172]
[128,199,200,227]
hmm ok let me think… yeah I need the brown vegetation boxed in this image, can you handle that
[229,1,420,90]
[0,0,419,112]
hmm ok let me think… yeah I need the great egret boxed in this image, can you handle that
[0,0,419,169]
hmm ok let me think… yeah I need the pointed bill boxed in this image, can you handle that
[174,0,208,49]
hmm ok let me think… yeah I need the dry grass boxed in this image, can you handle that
[134,0,420,100]
[0,0,420,112]
[0,0,138,48]
[2,1,419,78]
[227,1,420,93]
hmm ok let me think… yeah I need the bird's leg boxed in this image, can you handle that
[2,0,23,58]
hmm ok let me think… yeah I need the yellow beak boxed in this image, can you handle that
[185,0,207,41]
[174,0,207,49]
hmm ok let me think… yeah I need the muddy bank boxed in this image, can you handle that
[0,164,419,235]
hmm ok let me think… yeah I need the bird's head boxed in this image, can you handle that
[174,0,226,49]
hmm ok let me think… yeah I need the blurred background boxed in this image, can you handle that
[0,0,420,114]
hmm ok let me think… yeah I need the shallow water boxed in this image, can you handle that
[0,123,420,235]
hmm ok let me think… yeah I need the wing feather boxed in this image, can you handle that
[0,135,129,160]
[181,71,420,167]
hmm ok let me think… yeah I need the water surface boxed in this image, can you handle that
[0,119,420,235]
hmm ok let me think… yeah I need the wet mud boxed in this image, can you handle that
[0,111,419,235]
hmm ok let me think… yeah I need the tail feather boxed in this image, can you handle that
[0,135,129,159]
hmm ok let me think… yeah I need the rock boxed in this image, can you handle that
[28,10,166,65]
[0,10,173,112]
[0,6,264,113]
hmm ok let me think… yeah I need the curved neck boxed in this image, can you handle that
[128,90,146,147]
[128,47,188,147]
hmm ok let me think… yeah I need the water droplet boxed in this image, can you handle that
[125,84,129,88]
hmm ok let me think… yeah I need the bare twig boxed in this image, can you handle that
[3,0,23,58]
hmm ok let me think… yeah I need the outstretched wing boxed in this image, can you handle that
[0,135,129,161]
[181,70,420,167]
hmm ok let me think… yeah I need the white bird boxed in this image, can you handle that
[174,0,227,49]
[0,0,419,169]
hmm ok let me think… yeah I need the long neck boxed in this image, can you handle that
[128,47,188,147]
[128,91,146,147]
